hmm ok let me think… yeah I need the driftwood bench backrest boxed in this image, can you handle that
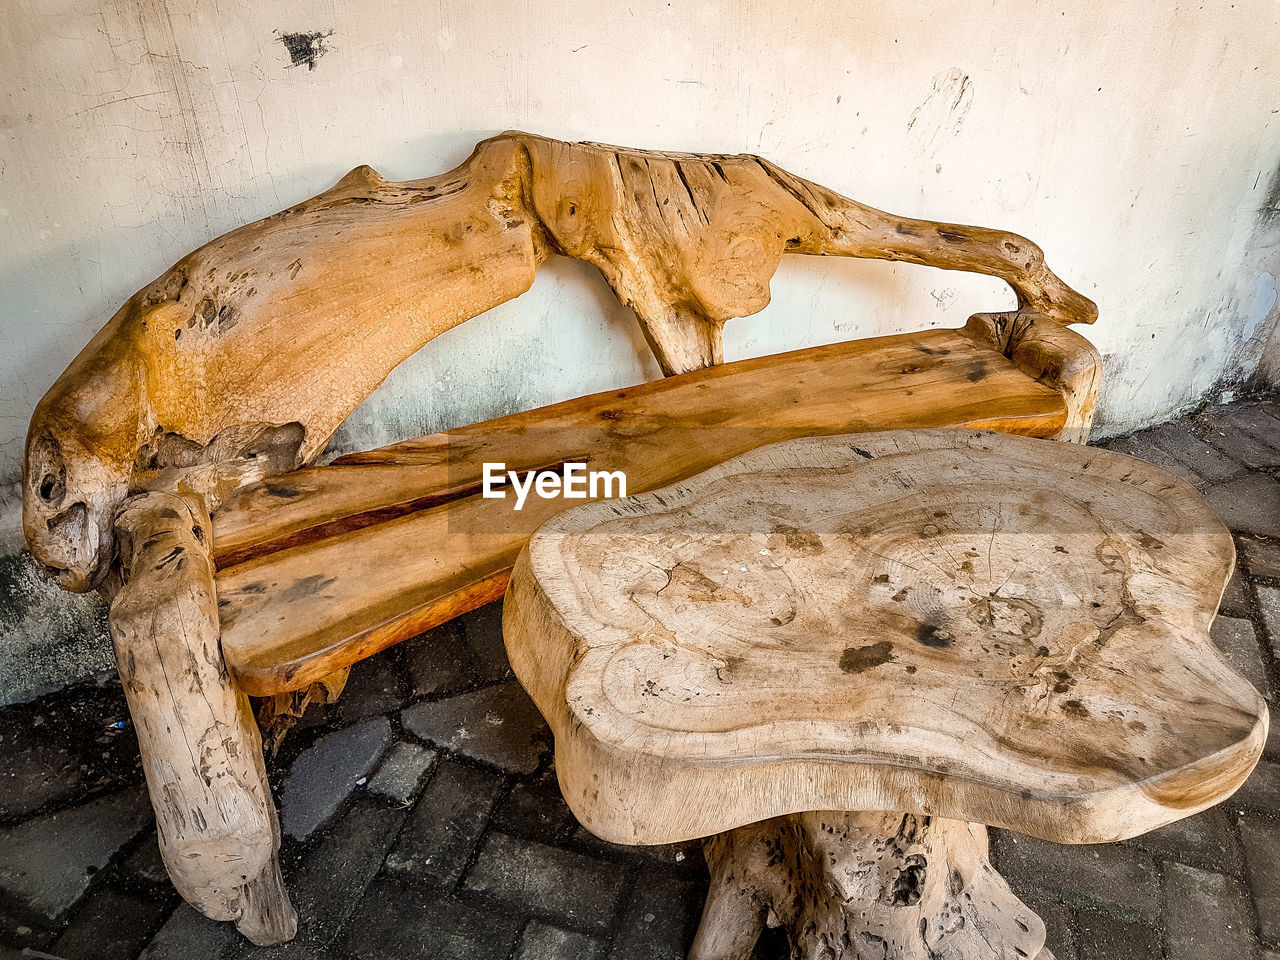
[22,131,1096,593]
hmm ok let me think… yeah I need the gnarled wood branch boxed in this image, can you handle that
[691,812,1050,960]
[22,132,1099,948]
[24,132,1096,593]
[964,311,1102,443]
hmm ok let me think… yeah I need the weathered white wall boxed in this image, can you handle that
[4,0,1280,471]
[1,0,1278,698]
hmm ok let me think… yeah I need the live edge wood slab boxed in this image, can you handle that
[503,429,1267,960]
[22,132,1099,944]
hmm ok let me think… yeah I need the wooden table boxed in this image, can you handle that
[503,429,1267,960]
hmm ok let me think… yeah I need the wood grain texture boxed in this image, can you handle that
[691,812,1049,960]
[503,429,1266,846]
[212,329,1068,695]
[23,132,1095,594]
[108,491,295,945]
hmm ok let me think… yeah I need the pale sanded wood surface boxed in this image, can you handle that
[211,329,1067,695]
[108,492,295,944]
[503,429,1267,846]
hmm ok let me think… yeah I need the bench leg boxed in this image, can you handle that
[690,811,1050,960]
[109,491,297,945]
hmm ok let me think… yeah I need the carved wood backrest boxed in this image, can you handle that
[22,131,1097,593]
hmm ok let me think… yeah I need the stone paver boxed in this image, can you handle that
[491,770,578,843]
[50,887,169,960]
[462,831,629,932]
[121,831,170,887]
[279,716,391,840]
[1239,813,1280,944]
[336,650,408,723]
[1241,536,1280,579]
[1103,435,1205,488]
[1016,889,1077,960]
[1222,564,1252,615]
[1267,702,1280,762]
[136,904,241,960]
[1162,862,1257,960]
[1072,908,1160,960]
[401,607,511,694]
[459,603,514,683]
[1144,421,1246,483]
[0,683,142,821]
[367,740,436,804]
[1219,399,1280,436]
[1123,805,1242,874]
[0,787,152,921]
[1234,759,1280,813]
[3,394,1279,960]
[993,833,1160,918]
[1212,615,1271,697]
[404,621,474,696]
[401,681,550,774]
[384,759,503,888]
[515,919,608,960]
[567,825,701,870]
[1194,409,1280,469]
[340,878,522,960]
[240,799,409,957]
[1203,473,1280,539]
[608,867,706,960]
[1259,584,1280,656]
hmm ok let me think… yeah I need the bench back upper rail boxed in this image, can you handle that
[22,131,1097,594]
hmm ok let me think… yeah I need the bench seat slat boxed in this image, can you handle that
[213,327,1067,696]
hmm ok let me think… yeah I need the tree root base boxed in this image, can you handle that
[690,811,1050,960]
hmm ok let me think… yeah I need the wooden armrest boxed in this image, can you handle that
[964,310,1103,443]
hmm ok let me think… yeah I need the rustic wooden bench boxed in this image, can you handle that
[504,429,1267,960]
[22,132,1100,944]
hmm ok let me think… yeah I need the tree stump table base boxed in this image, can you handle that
[693,812,1049,960]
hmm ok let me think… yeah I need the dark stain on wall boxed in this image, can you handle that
[1261,162,1280,226]
[277,30,333,71]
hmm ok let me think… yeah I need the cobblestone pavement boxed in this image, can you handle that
[0,394,1277,960]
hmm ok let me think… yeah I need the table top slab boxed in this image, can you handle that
[504,429,1267,845]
